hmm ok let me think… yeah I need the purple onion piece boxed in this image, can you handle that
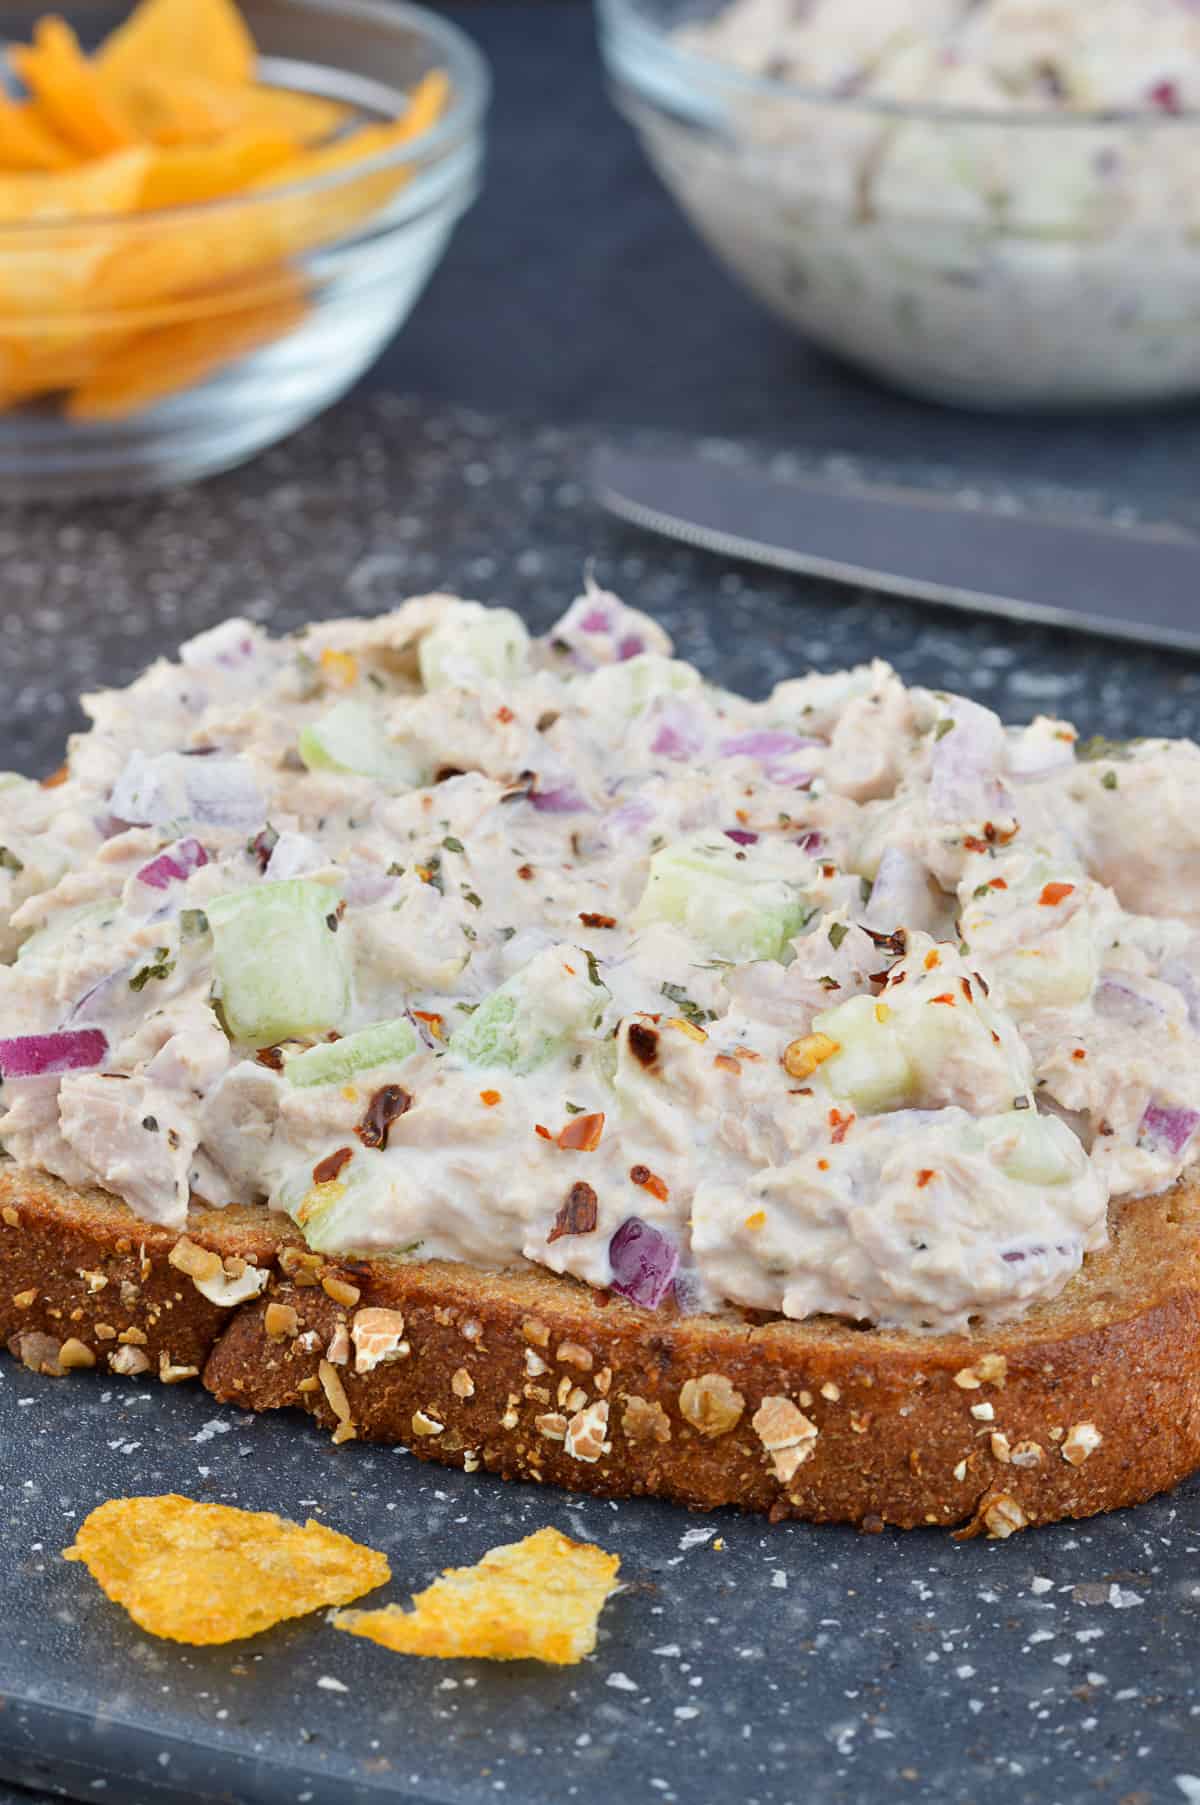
[606,797,656,837]
[617,634,645,661]
[649,698,706,763]
[530,785,591,815]
[719,730,820,760]
[136,836,209,891]
[796,830,822,854]
[1095,978,1167,1028]
[1139,1102,1200,1158]
[928,697,1008,824]
[608,1216,678,1309]
[724,827,759,846]
[580,607,611,633]
[0,1028,107,1078]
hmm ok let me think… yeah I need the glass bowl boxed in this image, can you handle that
[0,0,488,496]
[597,0,1200,411]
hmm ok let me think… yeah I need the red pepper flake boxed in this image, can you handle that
[735,807,750,823]
[828,1109,855,1145]
[929,993,956,1006]
[627,1022,659,1068]
[990,877,1008,891]
[714,1053,741,1076]
[916,1168,935,1188]
[312,1146,353,1185]
[356,1085,412,1151]
[983,820,1018,846]
[630,1164,669,1201]
[547,1180,599,1243]
[480,1089,501,1107]
[924,950,941,971]
[1039,881,1075,907]
[411,1009,445,1040]
[41,762,69,789]
[1072,1048,1087,1062]
[959,976,974,1003]
[963,835,988,855]
[817,1157,830,1172]
[534,1124,553,1141]
[496,705,515,724]
[516,864,534,881]
[254,1045,284,1072]
[558,1111,605,1152]
[822,863,836,880]
[578,912,617,929]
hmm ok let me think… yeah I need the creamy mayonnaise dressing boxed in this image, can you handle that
[2,590,1198,1333]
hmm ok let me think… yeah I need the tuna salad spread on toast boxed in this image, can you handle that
[2,590,1199,1336]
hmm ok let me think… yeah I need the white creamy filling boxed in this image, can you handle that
[2,588,1199,1333]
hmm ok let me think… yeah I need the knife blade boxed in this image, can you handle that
[591,446,1200,653]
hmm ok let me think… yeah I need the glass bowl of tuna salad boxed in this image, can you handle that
[597,0,1200,409]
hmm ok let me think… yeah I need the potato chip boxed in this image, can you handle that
[139,128,297,209]
[9,18,139,157]
[63,1494,390,1644]
[97,0,256,91]
[333,1527,621,1666]
[0,96,75,172]
[0,148,149,318]
[67,272,308,419]
[93,74,449,313]
[121,72,349,148]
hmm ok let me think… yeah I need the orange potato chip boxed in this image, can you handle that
[9,17,139,157]
[121,72,350,148]
[139,128,298,209]
[63,1494,390,1644]
[93,73,449,312]
[67,271,308,419]
[97,0,256,91]
[333,1526,621,1665]
[0,96,76,171]
[0,147,149,317]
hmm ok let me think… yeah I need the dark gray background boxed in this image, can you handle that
[2,6,1200,1804]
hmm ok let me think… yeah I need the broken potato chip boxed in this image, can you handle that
[334,1526,621,1666]
[63,1494,390,1644]
[0,0,449,419]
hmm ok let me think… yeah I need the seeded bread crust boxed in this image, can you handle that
[2,1161,1199,1533]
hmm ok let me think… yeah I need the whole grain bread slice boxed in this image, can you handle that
[2,1159,1198,1534]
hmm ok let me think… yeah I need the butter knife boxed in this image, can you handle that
[591,446,1200,653]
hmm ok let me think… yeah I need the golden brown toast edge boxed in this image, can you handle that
[3,1161,1199,1533]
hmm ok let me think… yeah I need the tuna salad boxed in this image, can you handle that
[625,0,1200,404]
[2,589,1199,1334]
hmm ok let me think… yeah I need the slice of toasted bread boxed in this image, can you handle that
[3,1160,1198,1533]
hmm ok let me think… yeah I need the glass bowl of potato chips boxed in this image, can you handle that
[0,0,488,494]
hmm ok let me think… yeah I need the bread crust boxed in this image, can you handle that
[3,1161,1199,1532]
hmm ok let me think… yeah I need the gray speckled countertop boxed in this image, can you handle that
[2,394,1200,1805]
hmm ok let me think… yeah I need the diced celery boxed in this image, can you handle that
[418,603,530,691]
[207,879,351,1045]
[811,994,914,1113]
[275,1160,426,1259]
[632,832,814,962]
[581,654,700,718]
[284,1017,419,1087]
[974,1111,1080,1187]
[297,699,421,789]
[449,943,609,1073]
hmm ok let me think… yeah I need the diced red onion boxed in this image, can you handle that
[649,698,706,762]
[796,830,822,854]
[928,697,1009,824]
[111,751,265,833]
[344,863,400,907]
[0,1028,107,1078]
[720,730,819,760]
[94,814,134,841]
[608,1216,678,1308]
[1096,978,1167,1028]
[136,837,209,891]
[1160,958,1200,1032]
[724,828,759,846]
[605,797,655,838]
[1139,1102,1200,1158]
[1149,78,1182,113]
[863,845,935,934]
[530,785,591,815]
[617,634,645,661]
[580,607,611,633]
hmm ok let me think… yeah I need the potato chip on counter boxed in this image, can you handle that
[63,1494,391,1644]
[0,0,449,422]
[334,1527,622,1666]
